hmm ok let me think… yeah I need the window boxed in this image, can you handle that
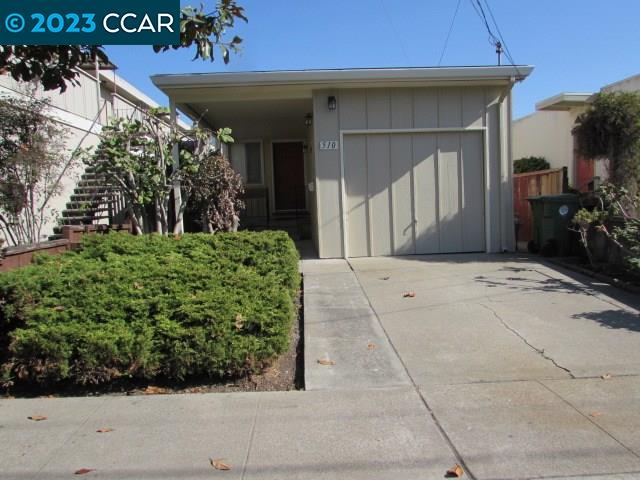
[231,142,263,185]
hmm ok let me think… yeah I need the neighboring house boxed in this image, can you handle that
[0,65,189,243]
[513,73,640,191]
[152,66,533,258]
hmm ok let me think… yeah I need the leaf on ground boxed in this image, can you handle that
[53,305,65,311]
[210,458,231,470]
[367,342,377,350]
[27,415,47,421]
[74,468,95,475]
[96,427,114,433]
[133,282,144,290]
[381,276,390,281]
[601,373,612,380]
[590,411,603,417]
[144,386,169,395]
[445,463,464,477]
[317,358,336,366]
[235,314,245,331]
[403,291,416,298]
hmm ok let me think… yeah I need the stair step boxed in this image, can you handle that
[77,180,112,187]
[62,207,110,218]
[59,214,109,224]
[66,199,117,209]
[70,193,118,201]
[73,187,116,194]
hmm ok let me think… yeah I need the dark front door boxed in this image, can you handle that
[273,142,306,211]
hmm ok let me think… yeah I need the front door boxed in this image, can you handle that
[273,142,306,211]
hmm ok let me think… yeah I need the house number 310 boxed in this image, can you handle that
[319,140,339,150]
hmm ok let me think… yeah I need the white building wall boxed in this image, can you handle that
[513,110,576,181]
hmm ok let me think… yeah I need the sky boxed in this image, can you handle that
[105,0,640,120]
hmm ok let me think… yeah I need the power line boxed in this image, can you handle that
[481,0,516,65]
[438,0,463,66]
[379,0,411,64]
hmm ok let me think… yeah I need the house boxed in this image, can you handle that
[0,65,190,243]
[152,66,533,258]
[513,73,640,191]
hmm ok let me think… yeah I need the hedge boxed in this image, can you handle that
[0,231,300,387]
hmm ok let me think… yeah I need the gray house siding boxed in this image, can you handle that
[312,86,513,258]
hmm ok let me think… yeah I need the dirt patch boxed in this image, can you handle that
[1,285,305,398]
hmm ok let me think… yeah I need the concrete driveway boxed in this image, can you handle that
[345,253,640,479]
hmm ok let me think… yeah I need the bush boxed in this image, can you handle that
[0,231,299,387]
[514,156,550,174]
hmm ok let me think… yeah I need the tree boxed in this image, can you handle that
[0,94,70,245]
[85,110,237,235]
[573,92,640,190]
[0,1,246,92]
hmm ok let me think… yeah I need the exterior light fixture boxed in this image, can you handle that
[328,96,337,111]
[304,113,313,126]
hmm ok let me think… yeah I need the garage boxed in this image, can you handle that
[342,131,485,257]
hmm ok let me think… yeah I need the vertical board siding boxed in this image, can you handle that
[313,85,503,258]
[413,134,440,254]
[413,89,438,128]
[366,134,392,255]
[437,133,463,252]
[390,90,413,129]
[438,88,462,128]
[366,90,391,129]
[343,136,369,257]
[390,134,415,255]
[461,133,486,251]
[313,89,343,258]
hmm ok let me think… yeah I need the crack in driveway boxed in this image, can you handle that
[479,302,575,379]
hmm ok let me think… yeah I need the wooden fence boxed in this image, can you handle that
[0,224,131,272]
[514,167,568,243]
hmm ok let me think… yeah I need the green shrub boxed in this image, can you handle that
[514,156,550,174]
[0,231,299,387]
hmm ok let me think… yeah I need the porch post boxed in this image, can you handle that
[170,99,184,234]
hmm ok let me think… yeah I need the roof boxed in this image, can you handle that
[600,73,640,93]
[535,93,593,111]
[152,65,533,91]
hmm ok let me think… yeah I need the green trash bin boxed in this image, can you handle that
[527,193,580,256]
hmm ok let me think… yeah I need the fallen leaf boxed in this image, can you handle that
[143,386,169,395]
[367,342,377,350]
[381,276,390,281]
[445,463,464,477]
[27,415,47,421]
[317,358,336,366]
[403,291,416,298]
[96,427,114,433]
[601,373,612,380]
[133,282,143,290]
[590,411,603,418]
[74,468,95,475]
[53,305,65,312]
[235,314,245,331]
[210,458,231,471]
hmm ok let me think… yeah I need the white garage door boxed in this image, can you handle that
[342,131,485,257]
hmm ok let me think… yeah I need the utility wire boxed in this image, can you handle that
[481,0,516,65]
[468,0,522,76]
[438,0,463,66]
[379,0,411,64]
